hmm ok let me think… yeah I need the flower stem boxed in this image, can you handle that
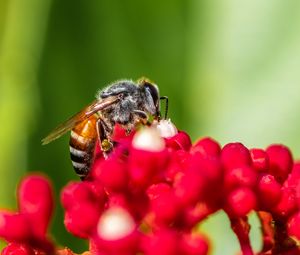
[272,218,297,254]
[257,211,274,252]
[229,216,254,255]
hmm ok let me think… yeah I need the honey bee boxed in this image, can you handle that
[42,78,168,179]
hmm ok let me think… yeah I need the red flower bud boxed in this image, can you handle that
[61,181,106,210]
[257,174,282,210]
[0,212,29,242]
[189,155,223,189]
[221,143,251,170]
[142,230,179,255]
[250,148,269,172]
[174,168,206,207]
[18,176,53,237]
[191,137,221,157]
[183,202,216,229]
[150,189,181,226]
[165,150,189,182]
[94,157,129,192]
[64,203,100,238]
[271,187,298,219]
[266,144,293,184]
[180,233,209,255]
[108,192,149,222]
[129,148,169,189]
[1,243,35,255]
[225,187,256,217]
[165,131,192,151]
[128,128,170,189]
[224,166,257,192]
[285,162,300,188]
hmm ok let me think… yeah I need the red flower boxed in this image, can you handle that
[266,144,293,184]
[0,175,54,254]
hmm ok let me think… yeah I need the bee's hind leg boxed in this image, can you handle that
[96,118,113,154]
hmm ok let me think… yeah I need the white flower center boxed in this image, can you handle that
[154,119,178,138]
[132,127,165,152]
[97,207,135,240]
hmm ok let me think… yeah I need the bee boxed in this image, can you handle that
[42,78,168,180]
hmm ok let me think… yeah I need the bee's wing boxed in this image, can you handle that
[41,95,120,145]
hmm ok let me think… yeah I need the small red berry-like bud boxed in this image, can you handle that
[18,176,53,237]
[180,233,209,255]
[221,143,252,170]
[1,243,35,255]
[108,192,149,223]
[189,155,223,188]
[174,168,206,207]
[266,144,293,183]
[225,187,256,217]
[224,166,257,191]
[256,174,282,210]
[64,203,100,238]
[165,131,192,151]
[271,187,298,219]
[142,230,179,255]
[0,212,29,242]
[61,182,105,210]
[285,162,300,188]
[94,158,129,192]
[287,211,300,240]
[129,150,169,190]
[250,148,269,172]
[108,193,130,211]
[191,137,221,157]
[61,182,91,209]
[165,150,189,182]
[183,202,216,229]
[150,189,181,226]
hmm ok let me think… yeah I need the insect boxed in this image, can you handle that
[42,78,168,179]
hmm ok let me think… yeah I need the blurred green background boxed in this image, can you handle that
[1,0,300,254]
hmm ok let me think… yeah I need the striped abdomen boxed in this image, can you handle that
[69,115,98,179]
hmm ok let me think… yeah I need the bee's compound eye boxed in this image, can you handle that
[143,82,159,110]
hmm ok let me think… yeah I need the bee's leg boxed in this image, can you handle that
[133,110,150,125]
[96,118,113,154]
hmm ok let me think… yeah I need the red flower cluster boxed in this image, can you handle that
[1,120,300,255]
[59,121,300,255]
[61,122,209,255]
[0,176,54,255]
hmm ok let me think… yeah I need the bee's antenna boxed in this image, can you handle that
[160,96,169,119]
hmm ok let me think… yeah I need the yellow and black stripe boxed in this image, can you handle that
[69,116,98,179]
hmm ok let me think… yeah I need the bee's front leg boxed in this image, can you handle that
[133,110,151,125]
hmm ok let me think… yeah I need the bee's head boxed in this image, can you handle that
[138,78,160,118]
